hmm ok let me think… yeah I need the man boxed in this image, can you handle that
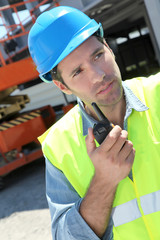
[28,6,160,240]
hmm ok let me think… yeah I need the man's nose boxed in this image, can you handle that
[90,65,105,83]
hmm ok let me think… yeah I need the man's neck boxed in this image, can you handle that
[85,95,126,129]
[102,96,126,129]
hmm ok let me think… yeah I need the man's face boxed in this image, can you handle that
[57,36,123,109]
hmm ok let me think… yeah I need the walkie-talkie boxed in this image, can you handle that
[92,102,114,144]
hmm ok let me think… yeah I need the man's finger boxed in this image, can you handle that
[100,125,122,151]
[85,128,96,156]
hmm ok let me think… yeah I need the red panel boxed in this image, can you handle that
[0,149,43,176]
[0,105,56,176]
[0,57,39,91]
[0,115,47,153]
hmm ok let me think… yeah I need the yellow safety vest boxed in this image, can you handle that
[39,73,160,240]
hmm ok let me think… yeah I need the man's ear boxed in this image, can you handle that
[53,80,72,95]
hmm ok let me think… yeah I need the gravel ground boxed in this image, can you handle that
[0,158,52,240]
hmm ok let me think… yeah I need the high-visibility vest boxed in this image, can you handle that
[39,73,160,240]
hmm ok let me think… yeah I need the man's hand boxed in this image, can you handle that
[79,126,135,238]
[86,125,135,187]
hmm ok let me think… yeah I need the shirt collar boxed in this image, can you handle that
[78,81,148,136]
[122,81,148,111]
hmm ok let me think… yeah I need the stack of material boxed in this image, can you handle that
[0,86,30,121]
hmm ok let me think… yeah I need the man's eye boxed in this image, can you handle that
[94,52,103,60]
[73,69,82,77]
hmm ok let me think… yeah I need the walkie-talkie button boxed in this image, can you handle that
[98,127,106,133]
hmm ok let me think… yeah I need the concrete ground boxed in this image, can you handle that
[0,158,52,240]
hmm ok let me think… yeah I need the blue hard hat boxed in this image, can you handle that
[28,6,103,82]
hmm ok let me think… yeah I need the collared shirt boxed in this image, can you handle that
[45,81,148,240]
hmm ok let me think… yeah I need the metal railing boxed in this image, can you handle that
[0,0,60,66]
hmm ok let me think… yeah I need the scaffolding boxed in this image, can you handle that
[0,0,60,66]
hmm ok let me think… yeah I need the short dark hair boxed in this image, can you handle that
[50,66,66,85]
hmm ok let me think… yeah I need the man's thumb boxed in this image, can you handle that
[85,128,96,156]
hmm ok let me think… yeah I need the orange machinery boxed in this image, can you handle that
[0,105,56,177]
[0,0,59,181]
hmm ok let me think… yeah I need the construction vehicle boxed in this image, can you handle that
[0,0,63,188]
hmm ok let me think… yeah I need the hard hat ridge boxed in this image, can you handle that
[28,6,103,82]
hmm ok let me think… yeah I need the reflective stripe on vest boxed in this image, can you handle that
[112,198,141,227]
[112,190,160,227]
[140,190,160,215]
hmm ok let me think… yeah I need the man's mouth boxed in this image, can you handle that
[97,81,114,95]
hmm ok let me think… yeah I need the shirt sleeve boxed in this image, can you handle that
[45,157,113,240]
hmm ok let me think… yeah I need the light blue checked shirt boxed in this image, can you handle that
[45,81,148,240]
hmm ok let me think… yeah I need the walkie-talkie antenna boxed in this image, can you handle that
[91,102,110,125]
